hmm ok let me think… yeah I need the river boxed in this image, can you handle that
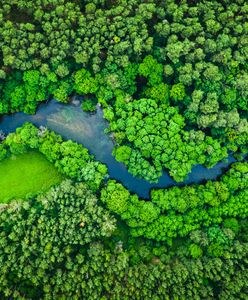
[0,97,236,199]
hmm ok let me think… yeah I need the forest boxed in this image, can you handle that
[0,0,247,299]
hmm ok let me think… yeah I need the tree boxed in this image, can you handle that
[170,83,186,102]
[189,244,203,258]
[101,180,130,214]
[73,68,99,95]
[138,55,163,86]
[114,145,132,164]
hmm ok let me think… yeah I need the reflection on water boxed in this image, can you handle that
[0,98,237,199]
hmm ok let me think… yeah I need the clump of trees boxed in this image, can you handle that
[109,98,228,182]
[0,179,247,299]
[0,124,247,299]
[0,1,247,297]
[2,123,108,190]
[2,55,245,183]
[0,0,247,155]
[0,70,72,114]
[0,180,116,298]
[0,0,154,74]
[101,162,248,243]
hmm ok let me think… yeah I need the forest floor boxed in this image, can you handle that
[0,151,63,203]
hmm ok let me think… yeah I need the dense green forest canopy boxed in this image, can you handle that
[0,124,247,299]
[0,0,247,299]
[0,179,247,299]
[0,0,247,182]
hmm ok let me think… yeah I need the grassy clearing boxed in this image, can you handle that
[0,151,63,203]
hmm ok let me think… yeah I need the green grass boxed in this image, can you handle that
[0,151,64,203]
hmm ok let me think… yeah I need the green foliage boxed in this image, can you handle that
[170,83,186,102]
[0,0,247,155]
[101,180,130,214]
[0,180,117,298]
[138,55,163,86]
[0,179,247,299]
[0,144,7,161]
[189,244,203,258]
[0,125,247,299]
[3,123,108,191]
[109,98,227,182]
[81,98,97,112]
[101,180,160,227]
[53,79,73,103]
[0,1,247,298]
[114,145,132,164]
[0,70,72,113]
[74,68,99,95]
[223,218,240,234]
[101,163,248,243]
[144,83,170,105]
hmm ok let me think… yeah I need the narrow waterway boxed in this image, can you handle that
[0,98,236,198]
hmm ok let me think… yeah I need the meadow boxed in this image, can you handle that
[0,151,63,203]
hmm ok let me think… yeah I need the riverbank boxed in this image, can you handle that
[0,98,241,198]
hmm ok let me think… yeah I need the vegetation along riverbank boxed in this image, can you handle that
[0,0,247,299]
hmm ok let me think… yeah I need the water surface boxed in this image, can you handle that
[0,98,236,198]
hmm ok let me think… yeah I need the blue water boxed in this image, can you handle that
[0,98,236,198]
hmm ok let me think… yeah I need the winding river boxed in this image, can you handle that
[0,97,236,199]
